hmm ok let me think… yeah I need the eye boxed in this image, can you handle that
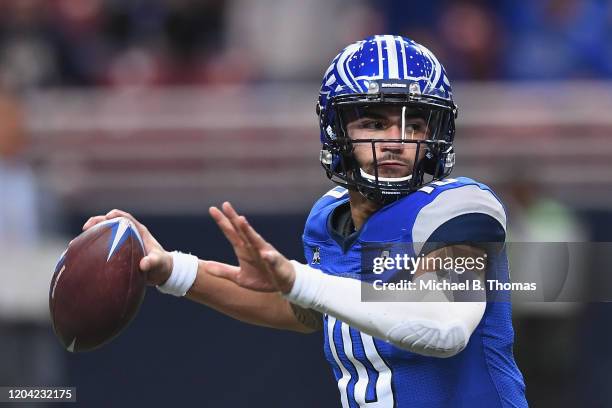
[361,120,386,130]
[404,122,427,134]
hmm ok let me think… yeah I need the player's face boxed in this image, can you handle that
[343,105,429,179]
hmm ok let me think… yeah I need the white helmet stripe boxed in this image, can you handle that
[336,43,359,93]
[416,43,442,93]
[399,37,409,80]
[384,35,400,79]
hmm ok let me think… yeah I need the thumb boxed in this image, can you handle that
[140,251,164,272]
[261,250,295,294]
[139,251,173,286]
[261,250,282,267]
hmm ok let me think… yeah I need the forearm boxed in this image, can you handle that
[286,262,485,357]
[185,260,318,333]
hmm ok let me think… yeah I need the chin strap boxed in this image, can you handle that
[359,168,413,183]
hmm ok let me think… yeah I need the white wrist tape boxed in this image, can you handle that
[156,251,199,297]
[285,261,485,358]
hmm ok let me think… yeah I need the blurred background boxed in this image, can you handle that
[1,0,612,406]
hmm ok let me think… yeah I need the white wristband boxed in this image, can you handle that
[156,251,199,297]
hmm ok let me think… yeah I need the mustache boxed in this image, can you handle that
[371,153,411,166]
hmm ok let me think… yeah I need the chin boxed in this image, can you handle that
[377,169,412,179]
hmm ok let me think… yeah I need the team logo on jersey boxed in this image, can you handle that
[380,250,390,260]
[312,247,321,265]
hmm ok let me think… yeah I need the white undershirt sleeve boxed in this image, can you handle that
[285,261,485,358]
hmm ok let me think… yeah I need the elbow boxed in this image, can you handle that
[412,342,467,358]
[386,319,470,358]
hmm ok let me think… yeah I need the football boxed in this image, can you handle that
[49,217,146,352]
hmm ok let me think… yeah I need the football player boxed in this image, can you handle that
[84,35,527,407]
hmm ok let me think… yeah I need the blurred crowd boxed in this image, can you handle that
[0,0,611,93]
[1,2,611,406]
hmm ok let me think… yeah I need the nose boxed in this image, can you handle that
[386,124,402,139]
[378,124,404,151]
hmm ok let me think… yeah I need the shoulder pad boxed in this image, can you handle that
[303,186,349,242]
[412,182,506,251]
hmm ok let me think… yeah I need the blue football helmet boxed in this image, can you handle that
[317,35,458,202]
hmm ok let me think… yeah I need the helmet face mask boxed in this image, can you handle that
[317,36,458,203]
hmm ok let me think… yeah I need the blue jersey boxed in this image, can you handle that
[302,177,527,408]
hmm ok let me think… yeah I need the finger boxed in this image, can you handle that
[221,202,249,244]
[82,215,107,230]
[104,209,151,243]
[222,203,248,238]
[231,216,253,250]
[209,206,243,247]
[204,260,241,282]
[106,209,136,222]
[221,201,240,219]
[105,209,148,234]
[238,216,269,252]
[104,209,139,229]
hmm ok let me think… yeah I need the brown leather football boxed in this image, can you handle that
[49,217,146,352]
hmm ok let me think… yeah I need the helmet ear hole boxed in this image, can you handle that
[422,145,455,177]
[421,147,439,175]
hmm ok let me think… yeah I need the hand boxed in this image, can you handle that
[82,209,173,286]
[207,202,296,294]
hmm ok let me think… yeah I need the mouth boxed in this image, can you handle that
[377,161,409,169]
[372,161,412,179]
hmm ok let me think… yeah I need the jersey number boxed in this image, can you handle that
[418,178,457,194]
[326,315,394,407]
